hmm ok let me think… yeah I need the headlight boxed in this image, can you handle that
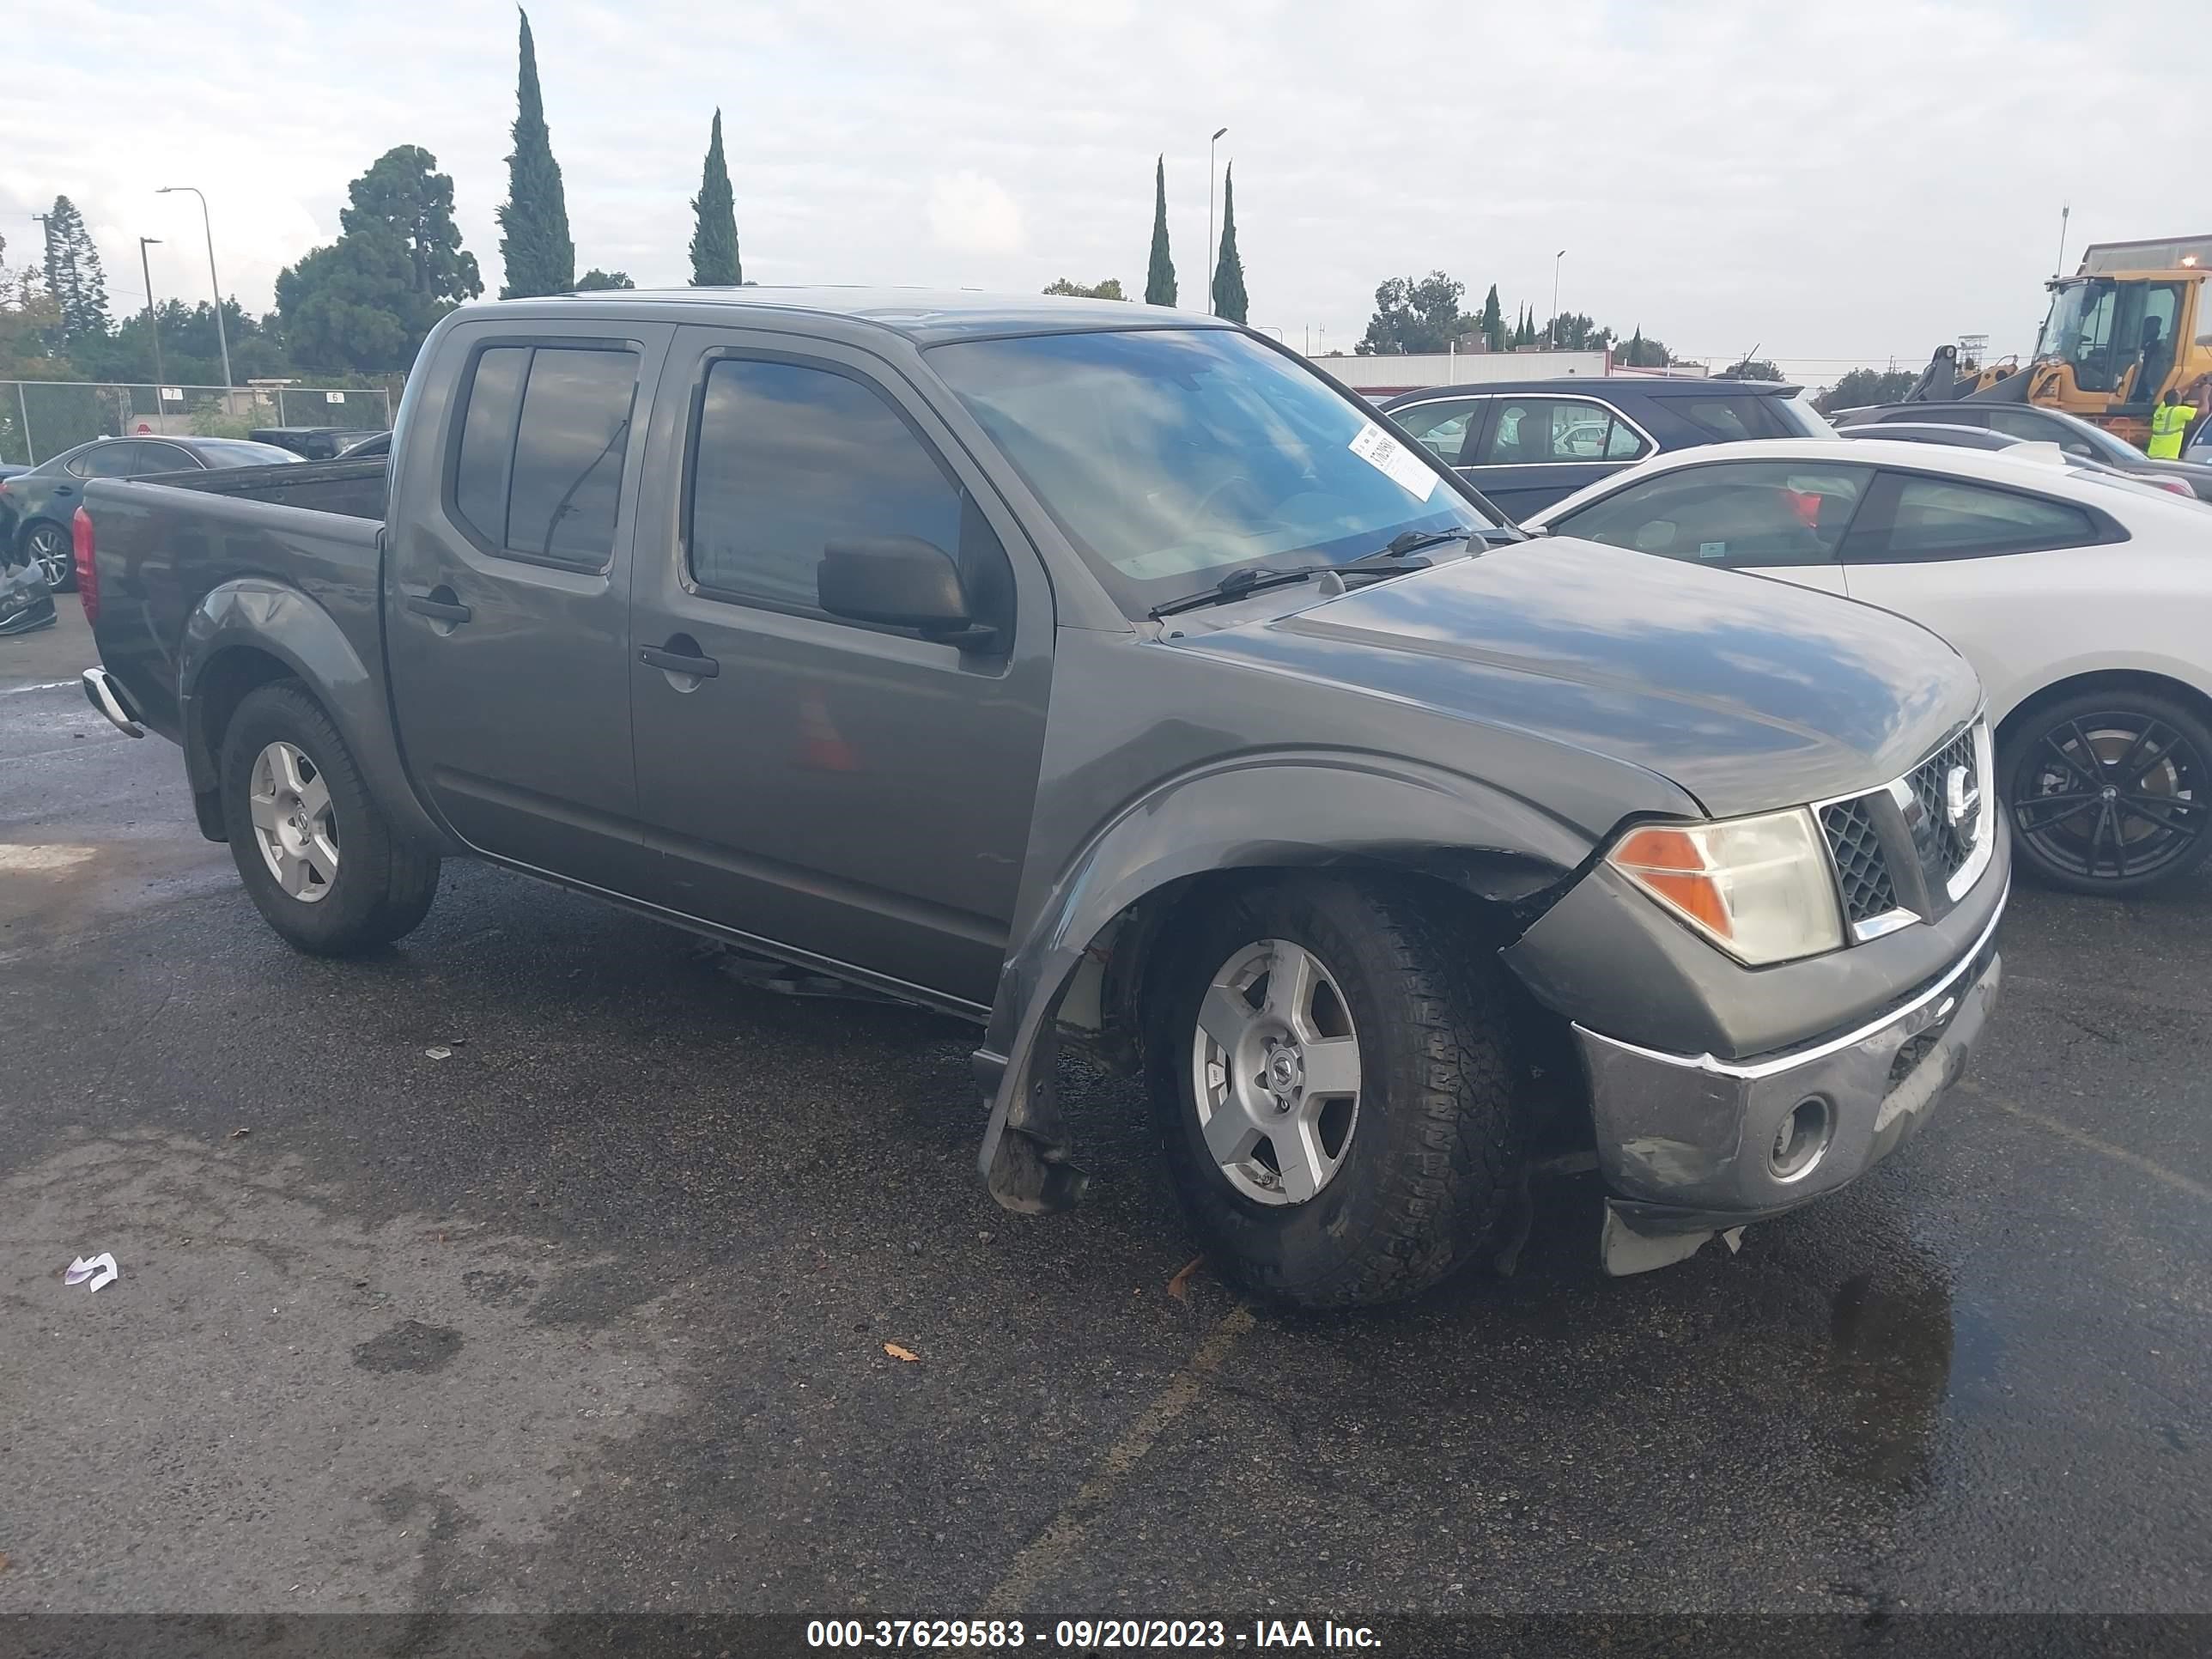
[1607,807,1844,966]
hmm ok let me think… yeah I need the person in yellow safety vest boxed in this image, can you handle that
[2148,388,2197,460]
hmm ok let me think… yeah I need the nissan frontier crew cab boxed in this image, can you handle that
[76,289,2008,1308]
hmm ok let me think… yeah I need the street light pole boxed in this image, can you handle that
[159,185,232,391]
[1207,126,1229,314]
[1550,249,1565,349]
[139,237,167,399]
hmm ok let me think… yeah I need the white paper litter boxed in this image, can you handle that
[1347,422,1438,501]
[64,1253,119,1291]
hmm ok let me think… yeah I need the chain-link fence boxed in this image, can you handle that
[0,381,392,467]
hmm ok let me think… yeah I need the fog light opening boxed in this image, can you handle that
[1770,1096,1832,1182]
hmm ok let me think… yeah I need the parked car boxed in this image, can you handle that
[0,462,30,483]
[1526,436,2212,896]
[248,426,383,460]
[1836,421,2203,498]
[1377,376,1833,520]
[1832,399,2212,503]
[2187,421,2212,466]
[0,544,55,635]
[77,290,2004,1307]
[2,435,300,591]
[338,430,392,459]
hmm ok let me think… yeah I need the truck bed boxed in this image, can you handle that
[149,455,390,520]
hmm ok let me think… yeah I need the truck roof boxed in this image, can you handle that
[548,285,1229,345]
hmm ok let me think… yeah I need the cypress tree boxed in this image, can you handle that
[496,9,575,298]
[1144,156,1176,307]
[42,196,111,345]
[689,109,742,286]
[1210,164,1247,324]
[1480,283,1503,353]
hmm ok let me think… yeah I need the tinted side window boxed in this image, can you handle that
[687,358,1000,629]
[1390,399,1480,465]
[1474,398,1643,465]
[1983,407,2091,453]
[137,442,196,472]
[1863,475,2099,562]
[453,344,636,568]
[1554,461,1872,567]
[71,443,141,478]
[1675,395,1799,442]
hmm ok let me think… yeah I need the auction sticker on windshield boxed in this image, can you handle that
[1348,422,1437,501]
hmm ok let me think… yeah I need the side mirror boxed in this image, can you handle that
[818,536,994,647]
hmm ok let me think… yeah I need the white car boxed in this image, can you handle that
[1526,437,2212,896]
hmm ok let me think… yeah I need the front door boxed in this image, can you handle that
[386,319,672,891]
[625,328,1053,1010]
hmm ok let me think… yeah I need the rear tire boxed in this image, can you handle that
[219,682,440,955]
[2001,689,2212,896]
[1144,878,1523,1310]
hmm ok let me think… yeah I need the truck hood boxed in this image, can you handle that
[1171,538,1979,818]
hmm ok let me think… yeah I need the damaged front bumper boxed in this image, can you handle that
[1580,889,2006,1275]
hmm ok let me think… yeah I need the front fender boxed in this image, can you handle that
[180,579,447,850]
[974,750,1607,1211]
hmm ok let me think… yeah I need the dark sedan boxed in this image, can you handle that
[1832,399,2212,502]
[1,435,300,590]
[1378,376,1832,520]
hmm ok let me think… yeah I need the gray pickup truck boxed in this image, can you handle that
[77,289,2008,1308]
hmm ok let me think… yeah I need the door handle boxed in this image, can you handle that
[406,594,472,624]
[640,644,720,678]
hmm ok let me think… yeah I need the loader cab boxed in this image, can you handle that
[2027,269,2207,441]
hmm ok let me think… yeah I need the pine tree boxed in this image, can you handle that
[1144,156,1176,307]
[689,109,742,286]
[1480,284,1503,353]
[1210,164,1247,323]
[41,196,111,346]
[496,9,575,298]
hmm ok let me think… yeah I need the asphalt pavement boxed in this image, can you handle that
[2,605,2206,1629]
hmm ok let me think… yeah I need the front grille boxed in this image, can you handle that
[1905,728,1979,882]
[1820,798,1898,925]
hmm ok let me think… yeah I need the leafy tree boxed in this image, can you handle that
[1815,367,1918,414]
[690,110,742,286]
[1042,277,1125,299]
[276,146,482,373]
[1617,327,1674,368]
[41,196,111,347]
[1145,156,1176,307]
[1723,356,1784,381]
[576,268,635,290]
[1211,164,1248,324]
[1542,312,1613,351]
[1357,271,1464,355]
[1479,284,1503,353]
[497,9,575,297]
[81,298,291,385]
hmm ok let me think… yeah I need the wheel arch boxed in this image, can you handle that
[973,753,1604,1214]
[1994,666,2212,756]
[179,579,449,852]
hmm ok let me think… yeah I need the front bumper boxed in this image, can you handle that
[1576,886,2005,1275]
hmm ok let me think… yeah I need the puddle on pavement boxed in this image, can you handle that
[1817,1261,2010,1493]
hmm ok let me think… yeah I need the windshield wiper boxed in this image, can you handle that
[1146,538,1465,621]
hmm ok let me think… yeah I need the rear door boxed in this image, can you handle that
[386,318,674,892]
[1540,458,1873,595]
[623,326,1054,1009]
[1462,394,1650,519]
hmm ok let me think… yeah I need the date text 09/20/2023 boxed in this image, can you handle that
[805,1618,1382,1650]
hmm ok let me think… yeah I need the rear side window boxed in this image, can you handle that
[1553,460,1872,567]
[687,357,1006,627]
[452,343,637,568]
[1674,395,1801,442]
[1861,475,2100,562]
[69,443,141,479]
[1474,398,1647,465]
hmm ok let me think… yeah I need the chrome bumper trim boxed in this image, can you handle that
[82,667,146,738]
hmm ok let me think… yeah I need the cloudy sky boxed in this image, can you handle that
[1,0,2197,386]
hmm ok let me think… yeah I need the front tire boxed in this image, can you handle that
[2002,690,2212,896]
[21,521,73,592]
[1145,878,1523,1310]
[219,682,440,955]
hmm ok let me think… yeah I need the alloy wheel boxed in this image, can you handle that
[248,740,340,902]
[1188,938,1363,1206]
[2010,711,2206,883]
[26,525,70,589]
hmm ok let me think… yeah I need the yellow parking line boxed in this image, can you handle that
[984,1304,1255,1614]
[1962,1080,2211,1204]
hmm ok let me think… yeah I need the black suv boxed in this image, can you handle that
[1378,377,1830,520]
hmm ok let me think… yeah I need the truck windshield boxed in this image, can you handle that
[930,328,1493,617]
